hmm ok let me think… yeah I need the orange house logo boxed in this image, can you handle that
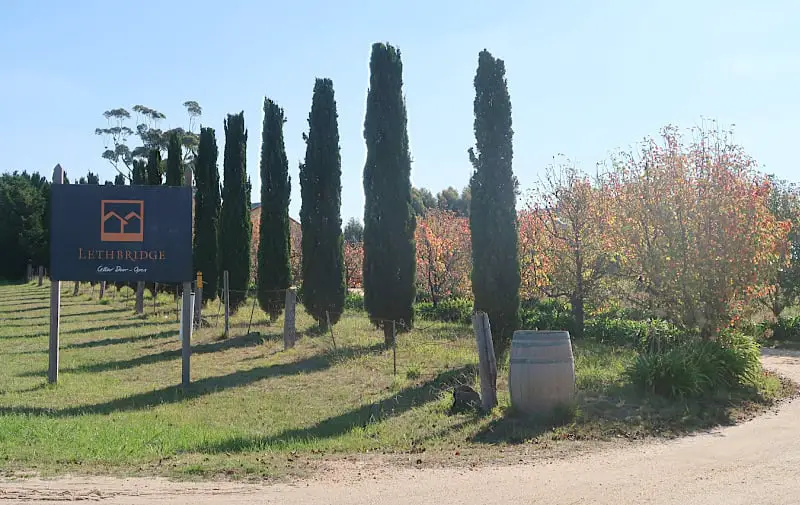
[101,200,144,242]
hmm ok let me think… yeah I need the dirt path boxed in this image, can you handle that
[3,349,800,504]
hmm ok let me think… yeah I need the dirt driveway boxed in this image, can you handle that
[2,349,799,504]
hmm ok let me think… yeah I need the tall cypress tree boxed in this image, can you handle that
[114,173,126,185]
[193,127,221,300]
[166,131,183,186]
[257,99,292,320]
[300,78,345,328]
[362,42,416,346]
[220,112,251,310]
[468,49,520,357]
[146,150,162,186]
[131,160,146,185]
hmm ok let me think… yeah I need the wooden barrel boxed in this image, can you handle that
[509,330,575,415]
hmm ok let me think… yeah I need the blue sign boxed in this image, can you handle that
[50,184,193,282]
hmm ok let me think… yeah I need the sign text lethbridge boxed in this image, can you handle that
[50,185,192,282]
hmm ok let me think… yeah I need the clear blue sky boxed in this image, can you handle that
[1,0,798,222]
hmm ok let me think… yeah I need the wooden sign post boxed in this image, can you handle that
[48,164,64,384]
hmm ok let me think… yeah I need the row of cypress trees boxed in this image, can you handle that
[359,44,519,354]
[188,43,518,356]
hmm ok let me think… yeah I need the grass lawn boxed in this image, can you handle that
[0,281,789,480]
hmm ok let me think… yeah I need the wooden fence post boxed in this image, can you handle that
[27,262,33,283]
[48,164,64,384]
[38,266,44,286]
[194,272,203,328]
[283,288,297,349]
[392,320,397,376]
[134,281,144,314]
[326,311,337,350]
[73,280,80,296]
[152,283,158,314]
[472,311,498,412]
[223,270,230,338]
[99,281,106,299]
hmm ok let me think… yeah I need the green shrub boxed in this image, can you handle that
[585,317,684,351]
[739,319,773,341]
[626,331,762,398]
[416,297,473,324]
[588,301,652,321]
[716,330,762,386]
[344,291,364,312]
[627,348,709,398]
[772,317,800,341]
[519,298,574,333]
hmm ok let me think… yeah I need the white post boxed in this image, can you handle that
[472,311,498,412]
[48,164,64,384]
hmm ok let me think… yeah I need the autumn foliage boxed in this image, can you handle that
[248,122,791,344]
[608,125,790,335]
[415,209,471,304]
[510,125,792,341]
[344,241,364,289]
[522,161,617,336]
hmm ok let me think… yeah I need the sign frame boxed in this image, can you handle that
[49,184,193,283]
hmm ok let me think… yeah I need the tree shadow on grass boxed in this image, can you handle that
[4,320,167,341]
[0,305,55,315]
[0,313,54,322]
[20,331,386,377]
[0,300,92,315]
[0,307,141,326]
[0,295,49,304]
[13,329,182,355]
[0,322,50,330]
[1,343,387,418]
[470,405,581,444]
[61,320,166,336]
[470,383,758,445]
[61,307,131,319]
[195,365,476,454]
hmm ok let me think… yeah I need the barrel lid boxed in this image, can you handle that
[513,330,570,341]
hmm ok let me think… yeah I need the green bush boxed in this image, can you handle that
[627,348,709,398]
[519,298,574,333]
[344,291,364,312]
[772,317,800,341]
[626,331,762,398]
[588,301,652,321]
[584,317,684,351]
[416,298,473,324]
[716,330,762,386]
